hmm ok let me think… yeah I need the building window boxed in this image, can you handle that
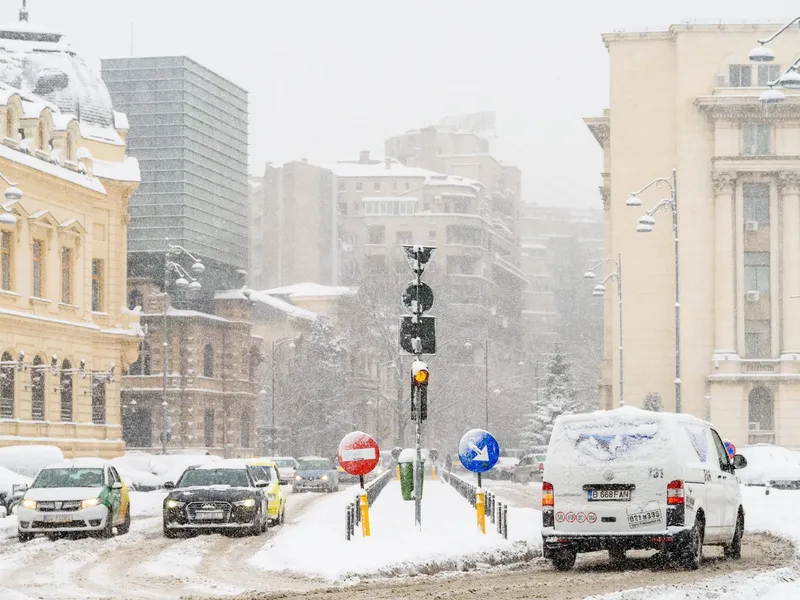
[744,252,770,293]
[32,239,44,298]
[61,248,72,304]
[5,108,14,138]
[373,181,381,192]
[60,359,73,422]
[758,64,781,87]
[743,183,770,224]
[129,341,151,376]
[729,64,752,87]
[31,355,45,421]
[241,410,251,448]
[0,351,14,419]
[396,231,413,245]
[743,123,771,155]
[365,255,386,274]
[1,231,11,291]
[92,381,106,425]
[248,348,260,382]
[423,202,431,211]
[367,225,385,244]
[338,203,348,215]
[405,181,410,191]
[92,259,104,311]
[204,408,215,447]
[37,122,45,151]
[393,181,398,191]
[338,181,346,192]
[355,182,363,192]
[203,344,214,377]
[123,407,152,448]
[429,230,437,242]
[748,387,774,442]
[745,320,771,358]
[128,288,143,310]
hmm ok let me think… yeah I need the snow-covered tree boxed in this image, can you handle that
[643,392,664,412]
[521,346,578,449]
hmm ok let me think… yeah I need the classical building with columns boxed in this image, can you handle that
[586,22,800,446]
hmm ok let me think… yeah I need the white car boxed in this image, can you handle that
[737,444,800,492]
[541,407,747,571]
[16,458,131,541]
[263,456,299,485]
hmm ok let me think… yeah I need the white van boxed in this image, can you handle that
[541,406,747,571]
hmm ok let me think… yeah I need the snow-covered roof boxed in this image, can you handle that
[93,156,141,182]
[43,457,108,470]
[140,307,231,324]
[112,111,129,131]
[329,158,439,179]
[0,138,106,193]
[215,288,317,322]
[262,283,357,299]
[425,174,482,189]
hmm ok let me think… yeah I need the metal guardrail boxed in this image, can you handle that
[345,468,394,541]
[441,469,508,539]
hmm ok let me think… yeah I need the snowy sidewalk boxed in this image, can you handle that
[249,479,541,581]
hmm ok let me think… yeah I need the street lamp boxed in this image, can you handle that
[627,169,681,412]
[160,239,204,454]
[271,337,297,455]
[0,173,22,225]
[584,253,624,406]
[749,16,800,104]
[464,339,489,429]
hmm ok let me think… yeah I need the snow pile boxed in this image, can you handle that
[0,465,31,497]
[250,480,540,580]
[0,445,64,478]
[109,452,222,489]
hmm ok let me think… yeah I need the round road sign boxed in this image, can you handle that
[723,440,736,460]
[458,429,500,473]
[401,280,434,314]
[338,431,380,476]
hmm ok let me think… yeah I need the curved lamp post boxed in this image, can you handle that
[749,16,800,104]
[271,337,297,455]
[463,340,489,429]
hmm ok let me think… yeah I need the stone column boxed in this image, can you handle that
[712,171,737,356]
[780,171,800,355]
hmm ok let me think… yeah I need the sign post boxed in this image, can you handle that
[338,431,381,537]
[458,429,500,534]
[399,245,436,529]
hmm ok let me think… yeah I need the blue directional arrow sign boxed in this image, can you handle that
[458,429,500,473]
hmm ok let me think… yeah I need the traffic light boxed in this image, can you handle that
[411,360,429,421]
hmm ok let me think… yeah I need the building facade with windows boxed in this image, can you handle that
[0,19,142,457]
[586,23,800,446]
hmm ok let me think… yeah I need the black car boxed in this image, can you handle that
[162,459,270,538]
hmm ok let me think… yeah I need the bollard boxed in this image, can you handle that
[476,489,486,534]
[497,501,503,534]
[396,465,401,480]
[350,503,356,537]
[346,505,352,541]
[503,504,508,539]
[431,466,436,480]
[489,493,496,524]
[359,490,371,537]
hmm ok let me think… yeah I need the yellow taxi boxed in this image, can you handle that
[247,458,287,525]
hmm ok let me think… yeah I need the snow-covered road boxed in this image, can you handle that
[0,487,331,599]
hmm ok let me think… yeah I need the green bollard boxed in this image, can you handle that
[400,461,414,501]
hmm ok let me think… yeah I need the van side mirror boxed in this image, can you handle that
[163,481,175,490]
[255,480,269,488]
[732,454,747,469]
[112,481,123,490]
[280,479,288,486]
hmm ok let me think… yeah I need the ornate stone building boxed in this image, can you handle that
[586,22,800,446]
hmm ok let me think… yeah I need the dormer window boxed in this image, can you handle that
[5,108,14,139]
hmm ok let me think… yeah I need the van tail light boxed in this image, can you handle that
[667,480,684,505]
[538,463,544,472]
[542,481,554,507]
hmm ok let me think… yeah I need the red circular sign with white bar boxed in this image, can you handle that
[338,431,380,476]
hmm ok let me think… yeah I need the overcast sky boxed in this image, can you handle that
[8,1,793,207]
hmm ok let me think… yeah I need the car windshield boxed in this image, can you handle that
[177,468,250,488]
[32,468,104,488]
[248,466,273,482]
[297,460,329,471]
[272,459,295,468]
[534,454,547,462]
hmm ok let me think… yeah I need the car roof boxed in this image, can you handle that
[248,458,278,468]
[43,458,108,470]
[298,456,329,461]
[264,456,296,461]
[557,405,711,428]
[196,459,250,470]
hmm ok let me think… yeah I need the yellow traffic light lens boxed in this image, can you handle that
[414,370,429,385]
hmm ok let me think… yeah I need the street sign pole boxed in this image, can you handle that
[413,246,423,529]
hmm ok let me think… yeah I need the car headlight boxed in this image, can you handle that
[295,475,301,481]
[267,493,276,501]
[321,475,329,481]
[234,498,257,508]
[165,499,185,509]
[20,499,37,510]
[80,497,102,509]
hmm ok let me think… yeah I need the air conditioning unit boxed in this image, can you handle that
[749,421,760,431]
[746,290,760,302]
[746,221,759,232]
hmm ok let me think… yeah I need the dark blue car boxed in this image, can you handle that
[292,457,339,493]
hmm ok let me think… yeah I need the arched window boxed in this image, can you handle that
[241,410,251,448]
[129,342,151,376]
[60,359,73,422]
[92,381,106,425]
[248,347,260,382]
[203,344,214,377]
[0,351,14,419]
[128,288,143,311]
[65,133,74,162]
[37,121,45,150]
[31,355,45,421]
[5,108,14,139]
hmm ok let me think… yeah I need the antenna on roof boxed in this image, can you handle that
[19,0,28,22]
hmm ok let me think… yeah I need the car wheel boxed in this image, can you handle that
[250,509,263,537]
[117,506,131,535]
[279,504,286,525]
[724,511,743,560]
[97,512,114,539]
[552,549,577,571]
[17,531,33,543]
[681,515,704,570]
[46,533,60,542]
[609,547,626,566]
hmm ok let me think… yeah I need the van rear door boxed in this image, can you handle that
[548,419,671,534]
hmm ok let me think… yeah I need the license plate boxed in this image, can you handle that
[42,514,73,523]
[193,510,224,521]
[587,489,631,501]
[627,508,662,528]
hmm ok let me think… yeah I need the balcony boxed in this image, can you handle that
[122,374,258,395]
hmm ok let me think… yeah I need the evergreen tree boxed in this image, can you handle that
[521,346,578,449]
[643,392,664,412]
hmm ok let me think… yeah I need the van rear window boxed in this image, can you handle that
[554,421,662,463]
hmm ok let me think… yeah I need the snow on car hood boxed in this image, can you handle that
[23,486,103,501]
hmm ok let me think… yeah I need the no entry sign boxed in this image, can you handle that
[338,431,380,476]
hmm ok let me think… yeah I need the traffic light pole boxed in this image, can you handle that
[413,247,423,530]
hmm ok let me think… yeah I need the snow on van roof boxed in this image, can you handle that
[556,406,710,428]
